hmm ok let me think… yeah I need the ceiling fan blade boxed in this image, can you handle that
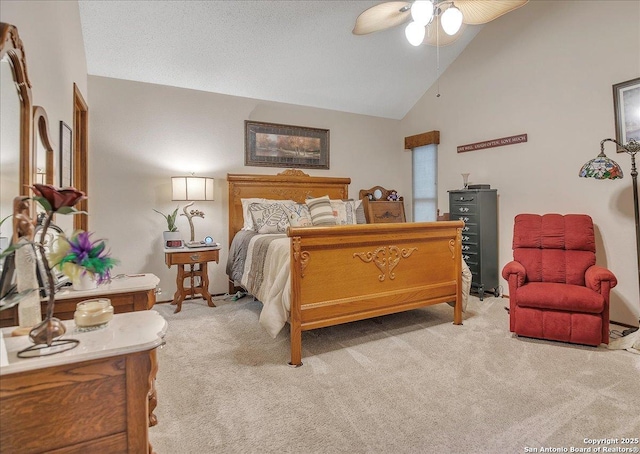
[422,21,466,46]
[455,0,529,25]
[352,1,412,35]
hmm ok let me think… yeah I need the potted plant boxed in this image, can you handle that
[153,207,181,245]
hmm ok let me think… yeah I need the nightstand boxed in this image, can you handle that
[164,246,220,313]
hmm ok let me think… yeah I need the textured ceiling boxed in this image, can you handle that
[78,0,481,120]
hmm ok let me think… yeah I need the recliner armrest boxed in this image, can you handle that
[502,260,526,287]
[585,265,618,293]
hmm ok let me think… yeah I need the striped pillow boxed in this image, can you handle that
[305,195,336,226]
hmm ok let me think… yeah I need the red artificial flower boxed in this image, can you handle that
[31,184,86,212]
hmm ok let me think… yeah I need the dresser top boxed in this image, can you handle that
[0,310,167,375]
[448,188,497,193]
[53,273,160,301]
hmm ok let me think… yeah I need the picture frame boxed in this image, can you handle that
[613,77,640,152]
[245,120,329,169]
[59,121,73,187]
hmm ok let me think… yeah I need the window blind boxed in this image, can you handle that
[412,144,437,222]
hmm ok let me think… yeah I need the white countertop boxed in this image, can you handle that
[0,310,167,375]
[53,273,160,301]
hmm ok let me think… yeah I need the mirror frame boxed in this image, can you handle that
[33,105,55,185]
[0,22,33,197]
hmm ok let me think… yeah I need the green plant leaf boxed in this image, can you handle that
[57,207,87,215]
[154,207,179,232]
[0,242,28,259]
[0,214,11,229]
[33,196,52,212]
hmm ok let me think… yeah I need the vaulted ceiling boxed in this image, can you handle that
[78,1,482,120]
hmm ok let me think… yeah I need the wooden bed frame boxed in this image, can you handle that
[228,169,464,366]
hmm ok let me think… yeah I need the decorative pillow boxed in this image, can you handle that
[330,199,358,225]
[305,195,336,226]
[354,199,366,224]
[282,203,312,227]
[241,198,267,230]
[241,199,296,230]
[248,202,290,234]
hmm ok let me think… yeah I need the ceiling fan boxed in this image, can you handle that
[353,0,529,46]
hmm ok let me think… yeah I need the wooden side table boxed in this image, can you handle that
[164,246,220,313]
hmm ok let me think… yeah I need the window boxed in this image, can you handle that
[412,144,437,222]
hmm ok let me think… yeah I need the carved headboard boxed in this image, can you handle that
[227,169,350,245]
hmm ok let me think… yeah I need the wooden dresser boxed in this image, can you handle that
[0,310,167,453]
[0,273,159,328]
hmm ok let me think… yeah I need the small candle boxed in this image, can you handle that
[74,298,114,329]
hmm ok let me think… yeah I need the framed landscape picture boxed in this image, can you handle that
[613,77,640,152]
[245,121,329,169]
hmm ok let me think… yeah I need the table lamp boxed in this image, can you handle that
[171,175,214,244]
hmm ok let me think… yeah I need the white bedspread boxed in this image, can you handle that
[240,234,472,338]
[240,234,292,338]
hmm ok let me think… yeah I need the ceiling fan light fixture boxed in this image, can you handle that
[411,0,434,26]
[441,4,463,35]
[405,21,426,46]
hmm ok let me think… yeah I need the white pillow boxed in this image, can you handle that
[248,202,290,234]
[241,198,295,230]
[354,199,366,224]
[282,203,312,227]
[241,198,267,230]
[330,199,358,225]
[306,195,336,226]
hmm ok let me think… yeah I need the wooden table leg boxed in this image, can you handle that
[173,264,186,313]
[200,262,215,307]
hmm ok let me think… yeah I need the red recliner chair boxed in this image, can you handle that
[502,214,617,346]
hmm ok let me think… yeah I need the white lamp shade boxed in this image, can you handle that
[411,0,434,26]
[405,21,426,46]
[441,5,463,36]
[171,176,214,201]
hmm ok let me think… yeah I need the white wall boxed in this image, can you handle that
[87,76,402,300]
[1,1,88,117]
[401,0,640,325]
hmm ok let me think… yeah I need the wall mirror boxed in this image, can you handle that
[0,23,32,261]
[33,106,54,186]
[33,105,77,234]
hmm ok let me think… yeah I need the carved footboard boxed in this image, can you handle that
[288,220,464,366]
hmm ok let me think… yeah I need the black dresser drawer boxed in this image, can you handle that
[449,188,498,300]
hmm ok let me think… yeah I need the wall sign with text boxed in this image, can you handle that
[457,134,528,153]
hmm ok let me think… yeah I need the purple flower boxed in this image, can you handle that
[57,231,118,284]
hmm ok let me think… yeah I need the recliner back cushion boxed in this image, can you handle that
[512,214,596,285]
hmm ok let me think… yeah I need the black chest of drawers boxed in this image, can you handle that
[448,189,499,300]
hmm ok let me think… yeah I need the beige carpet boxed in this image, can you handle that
[149,295,640,453]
